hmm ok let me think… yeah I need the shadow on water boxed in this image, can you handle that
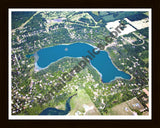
[39,94,77,115]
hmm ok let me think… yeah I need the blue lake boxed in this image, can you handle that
[34,43,131,83]
[39,94,76,115]
[39,96,71,115]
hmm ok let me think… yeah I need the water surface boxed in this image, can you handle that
[39,94,76,115]
[35,43,131,83]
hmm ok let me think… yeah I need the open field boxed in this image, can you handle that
[68,88,100,115]
[107,97,145,115]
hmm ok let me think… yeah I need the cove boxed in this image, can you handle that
[39,94,77,115]
[34,42,131,83]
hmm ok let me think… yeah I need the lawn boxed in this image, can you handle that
[68,87,100,115]
[107,97,144,115]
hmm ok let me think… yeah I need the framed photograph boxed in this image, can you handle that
[8,8,152,120]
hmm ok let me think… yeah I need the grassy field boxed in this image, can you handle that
[144,12,149,16]
[107,97,145,115]
[92,11,99,16]
[68,88,100,115]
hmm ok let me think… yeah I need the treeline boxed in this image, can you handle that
[24,13,46,32]
[12,11,36,29]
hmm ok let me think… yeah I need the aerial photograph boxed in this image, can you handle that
[9,9,151,119]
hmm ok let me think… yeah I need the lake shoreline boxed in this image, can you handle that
[33,42,131,83]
